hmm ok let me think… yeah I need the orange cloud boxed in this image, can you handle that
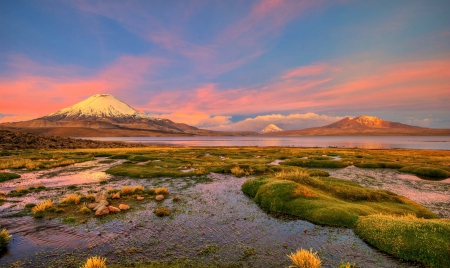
[0,55,167,118]
[143,57,450,118]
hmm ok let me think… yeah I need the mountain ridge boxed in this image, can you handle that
[263,115,450,136]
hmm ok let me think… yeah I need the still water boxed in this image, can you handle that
[84,136,450,150]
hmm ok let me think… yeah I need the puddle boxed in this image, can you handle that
[0,159,125,192]
[0,165,419,267]
[267,159,285,166]
[181,168,196,173]
[324,166,450,218]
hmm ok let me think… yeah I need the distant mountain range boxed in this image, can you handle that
[0,94,256,137]
[260,124,283,134]
[263,115,450,136]
[1,94,448,137]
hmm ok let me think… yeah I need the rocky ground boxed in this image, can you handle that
[0,130,148,150]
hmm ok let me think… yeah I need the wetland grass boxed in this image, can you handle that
[81,256,107,268]
[354,214,450,268]
[287,248,321,268]
[242,170,438,227]
[0,172,20,182]
[399,166,450,180]
[0,228,12,251]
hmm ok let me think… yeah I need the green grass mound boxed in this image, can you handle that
[282,159,349,168]
[242,172,437,227]
[399,166,450,180]
[355,162,404,169]
[0,172,21,182]
[354,214,450,268]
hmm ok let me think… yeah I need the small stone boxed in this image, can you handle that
[87,203,99,209]
[155,195,164,201]
[108,206,120,212]
[136,196,144,201]
[93,200,109,211]
[119,203,130,210]
[95,191,108,202]
[94,205,110,216]
[111,192,120,199]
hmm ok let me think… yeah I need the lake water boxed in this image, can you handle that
[83,136,450,150]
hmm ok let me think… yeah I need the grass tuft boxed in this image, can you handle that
[0,228,12,250]
[31,199,53,214]
[287,248,321,268]
[155,187,169,196]
[154,207,171,217]
[61,194,81,205]
[121,186,135,195]
[80,256,107,268]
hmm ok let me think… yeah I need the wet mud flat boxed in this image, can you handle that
[0,161,424,267]
[325,166,450,218]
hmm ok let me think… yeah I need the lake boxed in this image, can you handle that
[83,136,450,150]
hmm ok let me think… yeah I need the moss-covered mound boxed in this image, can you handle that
[242,173,438,227]
[399,166,450,180]
[354,214,450,268]
[282,159,350,168]
[355,162,404,169]
[0,172,21,182]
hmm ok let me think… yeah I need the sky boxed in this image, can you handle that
[1,0,450,131]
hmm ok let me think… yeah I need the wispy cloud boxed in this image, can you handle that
[206,112,345,132]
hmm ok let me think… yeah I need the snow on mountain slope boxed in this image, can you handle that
[260,124,284,133]
[44,94,147,120]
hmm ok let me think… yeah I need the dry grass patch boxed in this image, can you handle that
[133,185,145,193]
[60,193,81,205]
[287,248,321,268]
[0,228,12,250]
[155,187,169,196]
[121,186,135,195]
[31,199,53,213]
[80,256,107,268]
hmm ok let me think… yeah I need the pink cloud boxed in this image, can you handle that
[0,55,167,118]
[141,57,450,118]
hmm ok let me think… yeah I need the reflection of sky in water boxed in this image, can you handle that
[82,136,450,150]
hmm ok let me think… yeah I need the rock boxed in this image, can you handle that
[136,196,144,201]
[87,202,99,209]
[108,206,120,212]
[95,191,108,202]
[111,192,120,199]
[94,205,109,216]
[93,200,109,211]
[155,194,164,201]
[119,204,130,210]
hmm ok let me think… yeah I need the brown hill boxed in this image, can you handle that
[264,115,450,136]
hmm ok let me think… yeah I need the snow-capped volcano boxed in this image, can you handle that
[260,124,283,133]
[0,93,259,137]
[44,94,147,121]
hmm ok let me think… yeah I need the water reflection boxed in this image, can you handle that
[82,136,450,150]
